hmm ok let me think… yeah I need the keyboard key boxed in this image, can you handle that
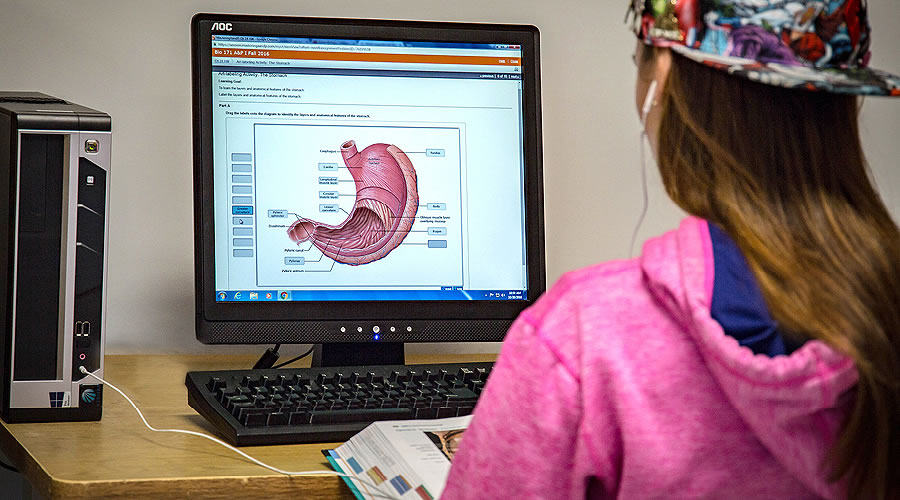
[436,407,456,418]
[238,406,267,421]
[216,387,236,403]
[445,388,478,402]
[226,397,251,414]
[289,412,309,425]
[225,394,250,407]
[267,412,289,426]
[456,406,475,416]
[243,412,268,427]
[308,409,414,424]
[230,402,254,418]
[206,377,225,392]
[414,407,437,419]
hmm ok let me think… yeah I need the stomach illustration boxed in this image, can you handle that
[287,140,419,265]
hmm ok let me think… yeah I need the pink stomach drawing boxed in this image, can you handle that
[286,140,419,265]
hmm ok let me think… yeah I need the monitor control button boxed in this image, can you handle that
[357,326,363,333]
[373,326,380,333]
[390,326,396,332]
[340,326,346,333]
[406,326,412,332]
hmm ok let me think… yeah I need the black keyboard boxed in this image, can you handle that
[185,362,493,446]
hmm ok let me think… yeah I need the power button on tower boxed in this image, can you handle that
[84,139,99,154]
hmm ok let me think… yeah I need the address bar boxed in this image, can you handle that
[213,41,372,52]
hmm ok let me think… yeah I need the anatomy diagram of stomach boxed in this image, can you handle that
[287,140,419,265]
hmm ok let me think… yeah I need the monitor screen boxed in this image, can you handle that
[192,14,545,345]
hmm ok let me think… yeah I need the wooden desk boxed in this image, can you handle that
[0,353,496,499]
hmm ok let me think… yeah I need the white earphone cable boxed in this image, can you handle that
[77,367,398,500]
[630,79,658,257]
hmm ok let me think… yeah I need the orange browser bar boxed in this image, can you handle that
[213,48,521,66]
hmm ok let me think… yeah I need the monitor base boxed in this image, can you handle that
[311,342,405,367]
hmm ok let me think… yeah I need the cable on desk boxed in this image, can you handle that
[272,345,316,369]
[77,366,399,500]
[0,459,18,473]
[252,344,282,369]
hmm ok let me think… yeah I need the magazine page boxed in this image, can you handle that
[328,415,472,500]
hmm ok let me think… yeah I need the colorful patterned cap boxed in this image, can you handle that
[626,0,900,96]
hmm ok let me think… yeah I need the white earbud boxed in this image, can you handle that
[641,79,658,131]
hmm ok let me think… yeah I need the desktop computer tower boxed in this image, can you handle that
[0,92,110,422]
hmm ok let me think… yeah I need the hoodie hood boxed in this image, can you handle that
[641,217,858,499]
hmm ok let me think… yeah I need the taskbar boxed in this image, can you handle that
[215,289,526,301]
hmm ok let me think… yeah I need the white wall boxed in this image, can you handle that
[0,0,897,355]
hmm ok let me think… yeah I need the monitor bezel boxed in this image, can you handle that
[191,13,545,342]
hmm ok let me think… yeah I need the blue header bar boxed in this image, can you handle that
[212,34,517,50]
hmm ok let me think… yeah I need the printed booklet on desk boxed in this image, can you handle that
[324,415,471,500]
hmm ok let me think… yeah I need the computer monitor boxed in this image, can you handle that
[191,14,545,366]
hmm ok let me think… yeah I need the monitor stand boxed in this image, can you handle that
[311,342,405,367]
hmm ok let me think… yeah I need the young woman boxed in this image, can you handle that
[442,1,900,498]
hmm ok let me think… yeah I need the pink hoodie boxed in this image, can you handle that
[442,217,857,499]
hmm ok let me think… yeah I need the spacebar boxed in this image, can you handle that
[308,408,415,424]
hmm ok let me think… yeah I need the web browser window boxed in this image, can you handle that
[209,35,527,301]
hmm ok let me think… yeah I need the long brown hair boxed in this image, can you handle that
[653,52,900,499]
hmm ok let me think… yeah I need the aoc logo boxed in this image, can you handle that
[211,22,232,31]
